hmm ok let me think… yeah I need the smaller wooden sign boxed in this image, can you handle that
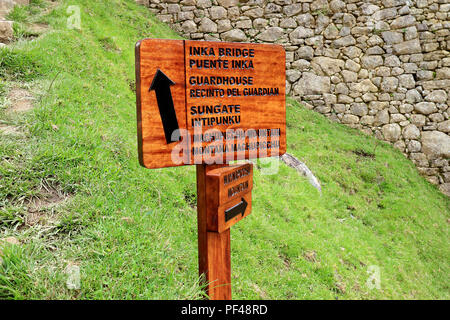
[206,163,253,233]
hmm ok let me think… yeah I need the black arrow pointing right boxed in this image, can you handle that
[225,198,248,222]
[150,69,179,144]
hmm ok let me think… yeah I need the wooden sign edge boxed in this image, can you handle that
[135,40,145,168]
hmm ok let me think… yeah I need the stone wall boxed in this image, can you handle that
[141,0,450,194]
[0,0,30,45]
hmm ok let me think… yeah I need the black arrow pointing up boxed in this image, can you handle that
[150,69,179,144]
[225,198,248,222]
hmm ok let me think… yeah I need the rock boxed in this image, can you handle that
[404,26,418,41]
[280,153,321,193]
[253,18,269,29]
[342,114,359,124]
[393,39,421,55]
[294,72,331,95]
[338,94,353,104]
[366,46,384,55]
[410,114,426,126]
[243,7,264,18]
[265,3,282,14]
[350,103,368,116]
[425,90,448,103]
[439,183,450,197]
[199,17,217,33]
[178,11,195,21]
[323,93,337,105]
[352,79,378,93]
[391,113,406,123]
[286,69,301,83]
[283,4,302,17]
[394,140,406,151]
[382,123,402,142]
[361,115,375,125]
[352,27,372,36]
[421,131,450,159]
[384,55,401,67]
[375,110,390,126]
[361,3,380,16]
[398,74,415,89]
[217,0,238,8]
[403,124,420,139]
[210,6,227,20]
[399,104,413,113]
[422,80,450,91]
[217,19,232,33]
[361,55,383,69]
[382,0,406,8]
[345,59,360,73]
[405,89,422,104]
[437,120,450,133]
[330,0,346,13]
[235,19,252,29]
[436,68,450,80]
[414,102,438,115]
[367,35,383,47]
[291,59,310,70]
[257,27,284,42]
[167,4,180,13]
[408,140,421,152]
[342,46,362,59]
[390,15,416,29]
[280,18,297,28]
[332,35,356,48]
[196,0,212,9]
[403,63,418,74]
[312,57,344,76]
[296,13,315,28]
[181,20,197,33]
[289,26,314,42]
[323,24,339,39]
[382,31,404,45]
[381,77,398,92]
[0,21,13,43]
[372,8,398,21]
[342,70,357,82]
[221,29,247,42]
[335,83,349,95]
[296,46,314,60]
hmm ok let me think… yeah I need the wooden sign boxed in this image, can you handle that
[206,163,253,233]
[135,39,283,300]
[135,39,286,169]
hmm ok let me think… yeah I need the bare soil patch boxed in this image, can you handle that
[28,23,49,35]
[25,187,71,227]
[7,88,34,112]
[0,124,22,135]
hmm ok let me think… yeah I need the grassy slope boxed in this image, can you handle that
[0,0,448,299]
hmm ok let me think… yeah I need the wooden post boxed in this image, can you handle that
[196,164,232,300]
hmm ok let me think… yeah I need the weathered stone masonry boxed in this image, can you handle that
[142,0,449,195]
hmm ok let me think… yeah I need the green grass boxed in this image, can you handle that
[0,0,449,300]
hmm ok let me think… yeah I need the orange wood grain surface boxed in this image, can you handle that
[206,230,231,300]
[136,39,187,169]
[136,39,286,169]
[197,164,232,300]
[214,192,252,233]
[206,163,253,232]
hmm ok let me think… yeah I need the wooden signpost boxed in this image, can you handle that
[135,39,286,300]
